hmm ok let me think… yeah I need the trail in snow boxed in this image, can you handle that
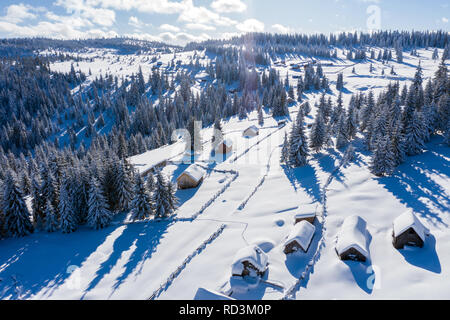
[148,224,227,300]
[282,145,354,300]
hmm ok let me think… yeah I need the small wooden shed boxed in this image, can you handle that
[392,211,429,249]
[176,165,205,190]
[243,125,260,138]
[284,221,316,254]
[231,245,268,278]
[294,204,317,224]
[335,216,370,262]
[215,139,233,154]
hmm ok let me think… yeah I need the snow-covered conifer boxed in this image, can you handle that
[130,175,153,221]
[87,178,112,230]
[2,171,33,237]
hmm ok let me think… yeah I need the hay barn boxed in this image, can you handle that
[392,211,429,249]
[284,221,316,254]
[231,245,268,277]
[335,215,370,262]
[176,165,205,190]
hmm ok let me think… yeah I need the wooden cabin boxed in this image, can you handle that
[215,139,233,154]
[294,209,316,225]
[231,245,269,277]
[284,221,316,254]
[243,125,260,138]
[176,165,205,190]
[392,211,429,249]
[335,216,370,262]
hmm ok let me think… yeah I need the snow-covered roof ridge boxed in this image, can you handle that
[179,164,205,183]
[231,245,268,275]
[285,220,316,251]
[336,215,369,259]
[295,203,318,219]
[244,125,259,132]
[393,211,430,241]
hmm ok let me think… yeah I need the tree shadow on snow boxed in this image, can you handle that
[397,234,441,274]
[80,220,173,299]
[282,165,322,203]
[0,227,113,299]
[376,140,450,228]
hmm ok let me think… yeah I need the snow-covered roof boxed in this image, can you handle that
[231,245,268,275]
[393,211,429,241]
[295,204,317,219]
[243,125,259,135]
[336,215,369,259]
[194,288,235,300]
[177,165,205,183]
[285,221,316,251]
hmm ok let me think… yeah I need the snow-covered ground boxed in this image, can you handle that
[0,47,448,300]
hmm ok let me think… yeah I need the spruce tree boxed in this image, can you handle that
[130,175,153,221]
[59,176,77,233]
[309,110,326,153]
[88,178,112,230]
[370,137,395,177]
[44,199,58,233]
[404,111,426,156]
[280,133,289,165]
[153,170,177,218]
[2,171,33,237]
[31,174,45,229]
[288,109,309,167]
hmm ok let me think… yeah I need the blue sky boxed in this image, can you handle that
[0,0,448,45]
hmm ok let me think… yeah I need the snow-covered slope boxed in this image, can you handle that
[0,47,448,300]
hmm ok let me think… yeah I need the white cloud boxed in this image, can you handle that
[54,0,116,27]
[83,0,187,14]
[159,23,180,32]
[185,23,216,31]
[177,0,237,26]
[0,4,39,24]
[442,17,449,23]
[272,24,292,34]
[236,19,264,33]
[211,0,247,13]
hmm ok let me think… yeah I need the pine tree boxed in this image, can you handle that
[153,170,177,218]
[280,133,289,164]
[257,105,264,127]
[336,114,348,149]
[114,160,134,212]
[370,137,395,177]
[309,110,326,153]
[44,199,58,233]
[87,178,112,230]
[59,176,77,233]
[31,174,45,229]
[404,111,426,156]
[2,171,33,237]
[130,175,153,221]
[288,109,309,167]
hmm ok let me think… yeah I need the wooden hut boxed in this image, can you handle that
[243,125,260,138]
[284,221,316,254]
[294,204,317,224]
[335,216,370,262]
[392,211,429,249]
[176,165,205,190]
[231,245,268,277]
[215,139,233,154]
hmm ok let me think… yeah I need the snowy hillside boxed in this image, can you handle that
[0,40,449,301]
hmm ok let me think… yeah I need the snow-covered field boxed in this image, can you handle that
[0,47,448,300]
